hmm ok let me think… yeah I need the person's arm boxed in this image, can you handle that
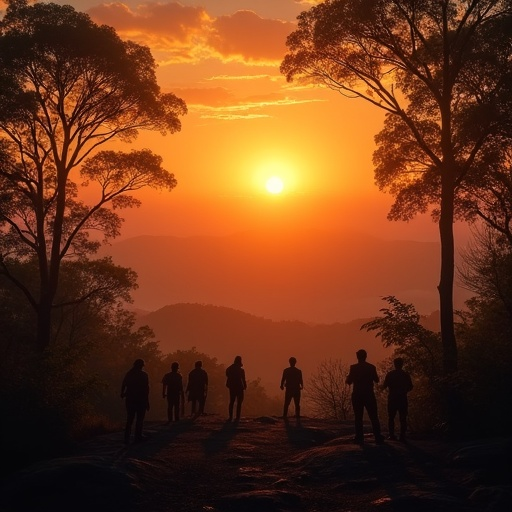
[280,369,286,390]
[373,366,380,384]
[242,369,247,390]
[345,367,353,385]
[299,370,304,390]
[382,373,389,391]
[162,377,167,398]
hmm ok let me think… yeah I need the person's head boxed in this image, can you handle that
[133,359,145,369]
[356,349,367,362]
[195,360,203,369]
[289,357,297,367]
[234,355,242,366]
[171,361,179,372]
[394,357,404,369]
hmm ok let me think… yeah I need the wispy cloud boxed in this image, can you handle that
[206,74,273,81]
[189,96,325,120]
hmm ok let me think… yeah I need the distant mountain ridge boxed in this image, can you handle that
[136,303,440,392]
[102,229,468,323]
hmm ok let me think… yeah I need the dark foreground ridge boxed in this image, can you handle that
[1,416,510,512]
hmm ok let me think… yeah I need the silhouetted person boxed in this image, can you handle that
[382,357,413,442]
[162,362,185,423]
[225,355,247,422]
[280,356,304,420]
[186,360,208,416]
[121,358,150,444]
[345,349,384,444]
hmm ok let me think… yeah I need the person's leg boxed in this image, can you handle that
[199,395,206,415]
[388,400,397,439]
[167,395,172,423]
[283,391,292,417]
[125,405,136,444]
[175,396,181,421]
[134,406,146,441]
[235,390,244,420]
[352,395,364,443]
[398,401,408,441]
[366,394,384,442]
[293,391,301,418]
[228,389,236,420]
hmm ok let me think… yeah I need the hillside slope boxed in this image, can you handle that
[138,303,394,389]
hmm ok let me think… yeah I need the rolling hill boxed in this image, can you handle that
[136,303,439,393]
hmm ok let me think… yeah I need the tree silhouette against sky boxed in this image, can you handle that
[282,0,512,374]
[0,0,187,351]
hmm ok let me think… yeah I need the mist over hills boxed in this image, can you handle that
[102,229,470,324]
[136,303,440,393]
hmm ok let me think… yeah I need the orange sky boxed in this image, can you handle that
[0,0,477,321]
[29,0,453,244]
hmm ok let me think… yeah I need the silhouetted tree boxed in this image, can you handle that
[0,257,161,467]
[281,0,512,375]
[461,151,512,247]
[361,297,455,433]
[361,296,442,384]
[0,0,186,351]
[455,224,512,435]
[307,358,351,420]
[459,226,512,318]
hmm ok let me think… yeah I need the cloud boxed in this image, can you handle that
[88,2,295,65]
[206,74,274,81]
[89,2,208,39]
[187,93,324,120]
[207,10,295,64]
[88,2,210,60]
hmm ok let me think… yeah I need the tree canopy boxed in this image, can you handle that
[282,0,512,374]
[0,1,187,350]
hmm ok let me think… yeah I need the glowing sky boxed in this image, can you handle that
[2,0,453,243]
[34,0,441,242]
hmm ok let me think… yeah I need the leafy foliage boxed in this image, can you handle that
[0,0,186,350]
[282,0,512,374]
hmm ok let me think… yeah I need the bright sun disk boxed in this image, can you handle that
[265,176,284,194]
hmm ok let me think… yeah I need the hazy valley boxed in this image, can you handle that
[102,228,472,325]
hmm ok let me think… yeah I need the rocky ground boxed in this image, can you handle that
[1,415,511,512]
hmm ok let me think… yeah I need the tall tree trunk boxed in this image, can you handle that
[438,170,458,374]
[36,294,53,351]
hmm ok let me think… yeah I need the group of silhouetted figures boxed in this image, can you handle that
[120,349,412,446]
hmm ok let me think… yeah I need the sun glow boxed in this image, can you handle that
[252,159,298,196]
[265,176,284,194]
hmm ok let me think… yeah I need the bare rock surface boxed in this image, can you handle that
[1,416,510,511]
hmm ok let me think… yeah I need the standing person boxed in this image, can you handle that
[280,356,304,420]
[225,355,247,422]
[162,362,185,423]
[382,357,413,442]
[121,358,150,444]
[186,360,209,416]
[345,349,384,445]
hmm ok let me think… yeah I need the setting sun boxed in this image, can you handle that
[265,176,284,194]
